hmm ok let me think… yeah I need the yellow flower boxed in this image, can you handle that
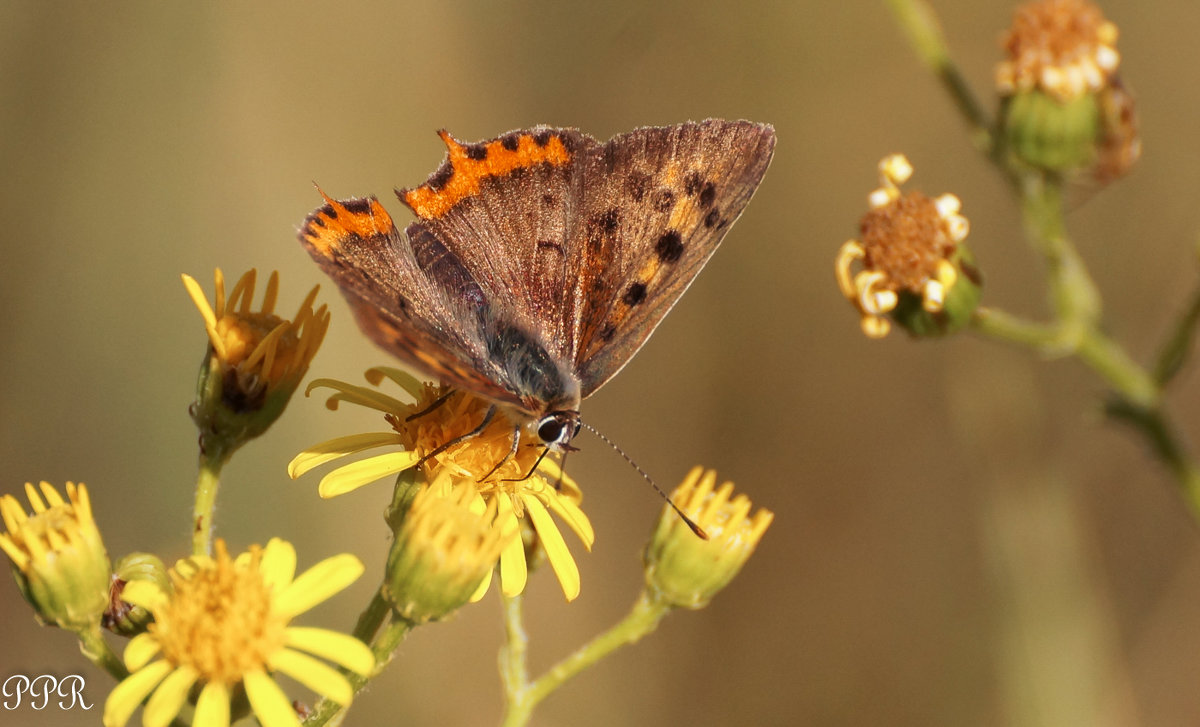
[836,154,979,339]
[644,467,773,609]
[183,269,330,453]
[103,538,373,727]
[386,473,512,623]
[288,367,594,601]
[0,481,110,631]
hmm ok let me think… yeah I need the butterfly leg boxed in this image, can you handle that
[405,388,456,422]
[478,425,521,482]
[415,404,496,468]
[502,446,552,484]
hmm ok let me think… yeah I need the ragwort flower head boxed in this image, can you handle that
[103,538,372,727]
[184,268,330,454]
[0,481,110,632]
[288,367,594,601]
[644,467,773,609]
[836,155,980,339]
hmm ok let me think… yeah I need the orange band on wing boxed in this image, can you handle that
[301,191,397,257]
[403,131,571,219]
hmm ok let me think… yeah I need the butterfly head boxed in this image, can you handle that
[534,410,581,450]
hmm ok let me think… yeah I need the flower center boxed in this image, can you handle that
[390,388,544,484]
[858,191,954,293]
[153,547,286,685]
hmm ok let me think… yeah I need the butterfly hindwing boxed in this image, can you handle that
[567,120,776,396]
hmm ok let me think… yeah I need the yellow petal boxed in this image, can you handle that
[102,660,173,727]
[523,494,580,601]
[363,366,425,399]
[244,669,301,727]
[285,626,374,676]
[304,378,411,413]
[544,491,595,551]
[269,647,354,706]
[124,633,162,672]
[260,538,298,593]
[193,681,231,727]
[276,554,363,618]
[468,567,494,603]
[143,665,198,727]
[181,273,218,330]
[288,432,405,479]
[495,497,527,597]
[120,580,168,613]
[317,452,420,498]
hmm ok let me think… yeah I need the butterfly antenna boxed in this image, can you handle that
[580,422,708,540]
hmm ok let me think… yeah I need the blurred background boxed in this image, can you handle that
[3,1,1200,725]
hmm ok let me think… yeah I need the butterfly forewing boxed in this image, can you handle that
[298,194,527,408]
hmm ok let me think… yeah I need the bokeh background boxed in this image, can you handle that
[4,1,1200,725]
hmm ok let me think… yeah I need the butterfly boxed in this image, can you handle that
[299,119,775,458]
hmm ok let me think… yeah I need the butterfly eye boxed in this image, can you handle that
[537,418,565,445]
[536,412,579,448]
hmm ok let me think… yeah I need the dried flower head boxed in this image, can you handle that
[996,0,1119,102]
[836,155,978,339]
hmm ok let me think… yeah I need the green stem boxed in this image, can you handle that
[1106,401,1200,519]
[1153,275,1200,385]
[501,593,671,727]
[350,587,392,644]
[77,623,127,681]
[191,446,229,557]
[883,0,993,153]
[972,171,1200,516]
[499,593,530,708]
[303,612,414,727]
[1020,175,1101,339]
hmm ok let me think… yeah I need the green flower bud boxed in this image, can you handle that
[104,552,168,636]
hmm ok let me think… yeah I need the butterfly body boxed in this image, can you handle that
[300,120,775,448]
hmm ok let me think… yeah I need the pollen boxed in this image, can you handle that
[151,543,286,686]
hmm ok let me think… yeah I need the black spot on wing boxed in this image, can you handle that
[426,163,455,192]
[655,230,684,263]
[343,198,373,214]
[622,282,647,306]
